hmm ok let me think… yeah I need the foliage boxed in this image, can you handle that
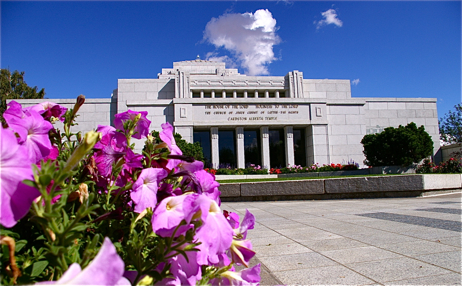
[0,98,260,285]
[416,158,462,174]
[361,122,433,167]
[439,103,462,144]
[0,69,45,123]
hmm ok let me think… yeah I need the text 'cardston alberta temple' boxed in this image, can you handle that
[17,59,441,169]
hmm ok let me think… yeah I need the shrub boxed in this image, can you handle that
[361,122,433,167]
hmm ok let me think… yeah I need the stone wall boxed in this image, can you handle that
[441,143,462,161]
[302,79,351,99]
[327,101,366,165]
[8,98,116,134]
[363,98,440,159]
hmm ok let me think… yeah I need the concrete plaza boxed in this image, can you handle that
[222,192,461,285]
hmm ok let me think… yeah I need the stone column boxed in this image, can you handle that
[284,126,294,167]
[260,126,270,169]
[244,90,248,98]
[236,127,245,169]
[211,127,219,169]
[211,90,215,98]
[275,90,280,98]
[306,125,330,165]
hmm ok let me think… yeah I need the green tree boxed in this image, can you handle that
[0,69,45,122]
[361,122,433,166]
[439,103,462,144]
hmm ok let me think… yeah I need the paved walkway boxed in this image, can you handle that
[222,192,462,285]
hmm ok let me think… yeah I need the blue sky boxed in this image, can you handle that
[1,1,460,118]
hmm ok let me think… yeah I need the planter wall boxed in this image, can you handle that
[219,174,462,201]
[370,165,417,174]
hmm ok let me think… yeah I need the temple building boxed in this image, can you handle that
[15,59,441,168]
[114,59,440,168]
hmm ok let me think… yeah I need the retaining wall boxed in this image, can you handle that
[219,174,462,201]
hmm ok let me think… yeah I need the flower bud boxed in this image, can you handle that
[64,131,101,173]
[70,95,86,118]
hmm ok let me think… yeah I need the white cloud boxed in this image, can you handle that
[204,9,281,76]
[352,78,360,86]
[205,52,237,69]
[316,9,343,29]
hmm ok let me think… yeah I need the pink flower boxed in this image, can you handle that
[192,170,221,204]
[93,128,128,177]
[151,194,196,238]
[26,102,67,122]
[114,110,151,139]
[41,237,130,285]
[224,210,240,229]
[193,195,234,265]
[225,210,256,266]
[229,239,255,267]
[158,248,202,286]
[5,109,53,164]
[3,101,27,121]
[130,168,168,213]
[0,128,40,227]
[159,122,182,170]
[211,264,261,286]
[238,210,255,239]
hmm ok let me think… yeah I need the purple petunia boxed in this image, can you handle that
[194,170,221,204]
[159,122,182,170]
[214,264,261,286]
[114,110,151,139]
[26,102,67,122]
[130,168,168,213]
[93,127,128,177]
[151,193,196,238]
[40,237,130,285]
[4,103,53,164]
[0,128,40,228]
[193,194,234,265]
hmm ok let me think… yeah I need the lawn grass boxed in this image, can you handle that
[216,173,404,183]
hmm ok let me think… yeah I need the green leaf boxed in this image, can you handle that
[71,224,88,232]
[15,240,28,252]
[30,260,49,277]
[62,209,69,225]
[39,174,52,187]
[22,179,37,188]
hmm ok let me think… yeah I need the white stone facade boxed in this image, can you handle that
[12,59,440,168]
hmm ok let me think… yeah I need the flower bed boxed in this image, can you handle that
[416,158,462,174]
[0,97,260,285]
[205,163,359,175]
